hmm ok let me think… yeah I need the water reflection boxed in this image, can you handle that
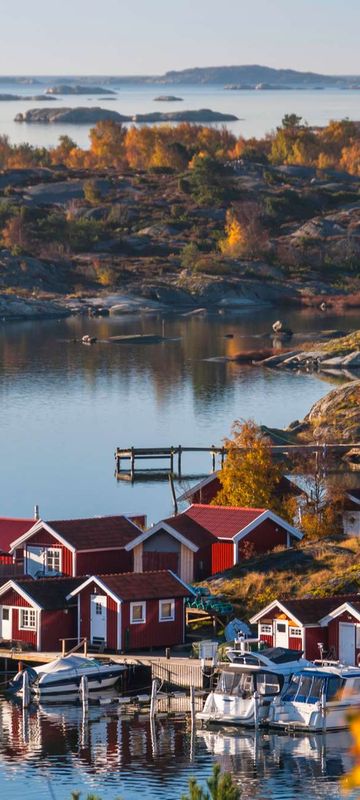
[0,307,358,521]
[0,696,357,800]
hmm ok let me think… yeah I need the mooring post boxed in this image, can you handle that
[178,445,182,477]
[170,446,174,473]
[80,674,89,712]
[221,447,225,467]
[130,447,135,479]
[150,679,158,719]
[22,670,30,709]
[116,450,120,473]
[211,445,216,472]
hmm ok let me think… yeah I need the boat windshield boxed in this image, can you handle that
[215,670,282,697]
[215,671,254,696]
[283,673,343,704]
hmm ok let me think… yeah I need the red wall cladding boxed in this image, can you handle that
[239,520,288,558]
[76,549,132,577]
[211,542,233,574]
[122,597,184,651]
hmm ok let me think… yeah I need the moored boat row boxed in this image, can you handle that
[197,640,360,732]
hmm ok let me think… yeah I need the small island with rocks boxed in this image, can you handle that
[45,84,116,95]
[15,106,239,124]
[153,95,183,102]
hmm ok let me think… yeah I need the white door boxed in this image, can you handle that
[339,622,355,665]
[26,546,44,577]
[90,595,107,643]
[0,607,12,640]
[275,620,289,648]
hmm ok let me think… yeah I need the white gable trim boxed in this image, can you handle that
[0,579,43,611]
[167,570,196,596]
[233,510,302,543]
[348,493,360,507]
[250,599,303,627]
[124,521,199,553]
[177,473,219,503]
[10,520,76,553]
[319,602,360,626]
[66,575,121,605]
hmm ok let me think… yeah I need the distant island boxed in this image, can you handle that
[3,65,360,89]
[15,106,239,124]
[153,95,183,102]
[45,84,116,95]
[0,94,57,101]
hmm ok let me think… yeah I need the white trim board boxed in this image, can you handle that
[250,599,303,627]
[124,520,199,553]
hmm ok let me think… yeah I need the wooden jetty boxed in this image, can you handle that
[0,648,215,689]
[115,441,360,479]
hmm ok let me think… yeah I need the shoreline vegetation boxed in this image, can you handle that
[2,114,360,317]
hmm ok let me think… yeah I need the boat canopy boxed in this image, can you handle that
[283,672,343,704]
[215,669,283,697]
[35,656,98,675]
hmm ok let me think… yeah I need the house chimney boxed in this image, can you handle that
[34,504,39,520]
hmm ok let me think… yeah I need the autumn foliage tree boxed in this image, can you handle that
[213,420,289,517]
[219,203,269,258]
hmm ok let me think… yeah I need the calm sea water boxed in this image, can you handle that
[0,696,357,800]
[1,83,360,147]
[0,306,359,524]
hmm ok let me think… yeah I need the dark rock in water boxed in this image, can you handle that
[272,320,293,339]
[224,333,234,339]
[45,84,116,95]
[0,94,57,101]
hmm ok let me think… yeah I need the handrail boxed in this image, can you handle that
[60,637,88,657]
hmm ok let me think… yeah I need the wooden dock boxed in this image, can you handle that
[114,441,360,479]
[0,649,215,689]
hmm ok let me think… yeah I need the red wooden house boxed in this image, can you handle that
[251,594,360,665]
[8,516,145,578]
[67,570,193,651]
[0,577,81,651]
[177,474,303,506]
[0,518,35,577]
[125,504,302,584]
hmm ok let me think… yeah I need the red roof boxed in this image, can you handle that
[261,595,360,625]
[0,518,34,553]
[184,505,268,539]
[82,571,192,601]
[45,516,143,550]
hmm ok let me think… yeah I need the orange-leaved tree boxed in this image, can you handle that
[212,419,290,518]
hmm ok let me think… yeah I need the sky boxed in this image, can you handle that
[1,0,359,76]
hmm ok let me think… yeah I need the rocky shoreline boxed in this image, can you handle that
[15,107,239,124]
[257,330,360,371]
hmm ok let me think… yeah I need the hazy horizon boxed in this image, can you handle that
[1,0,359,76]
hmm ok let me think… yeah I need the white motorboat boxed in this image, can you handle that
[8,654,126,699]
[197,645,311,727]
[268,664,360,731]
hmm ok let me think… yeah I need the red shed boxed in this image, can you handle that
[68,570,193,652]
[126,505,302,583]
[0,577,81,651]
[251,594,360,664]
[178,474,304,506]
[9,515,145,578]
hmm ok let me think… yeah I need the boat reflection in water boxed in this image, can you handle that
[197,726,354,788]
[0,695,357,800]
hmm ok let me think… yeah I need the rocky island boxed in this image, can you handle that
[153,95,183,101]
[15,106,239,124]
[45,84,116,95]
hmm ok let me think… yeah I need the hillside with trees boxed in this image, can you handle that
[2,115,360,311]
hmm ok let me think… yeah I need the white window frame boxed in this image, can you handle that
[159,599,175,622]
[130,601,146,625]
[289,626,302,638]
[356,624,360,649]
[45,547,62,575]
[260,624,273,635]
[19,608,36,630]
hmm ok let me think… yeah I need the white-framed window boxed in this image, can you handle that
[159,599,175,622]
[356,625,360,649]
[95,602,103,615]
[130,601,146,624]
[260,624,273,635]
[289,627,302,638]
[45,548,62,575]
[19,608,36,630]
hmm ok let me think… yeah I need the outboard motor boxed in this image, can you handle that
[7,666,38,695]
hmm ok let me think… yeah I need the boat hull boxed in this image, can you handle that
[34,667,124,697]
